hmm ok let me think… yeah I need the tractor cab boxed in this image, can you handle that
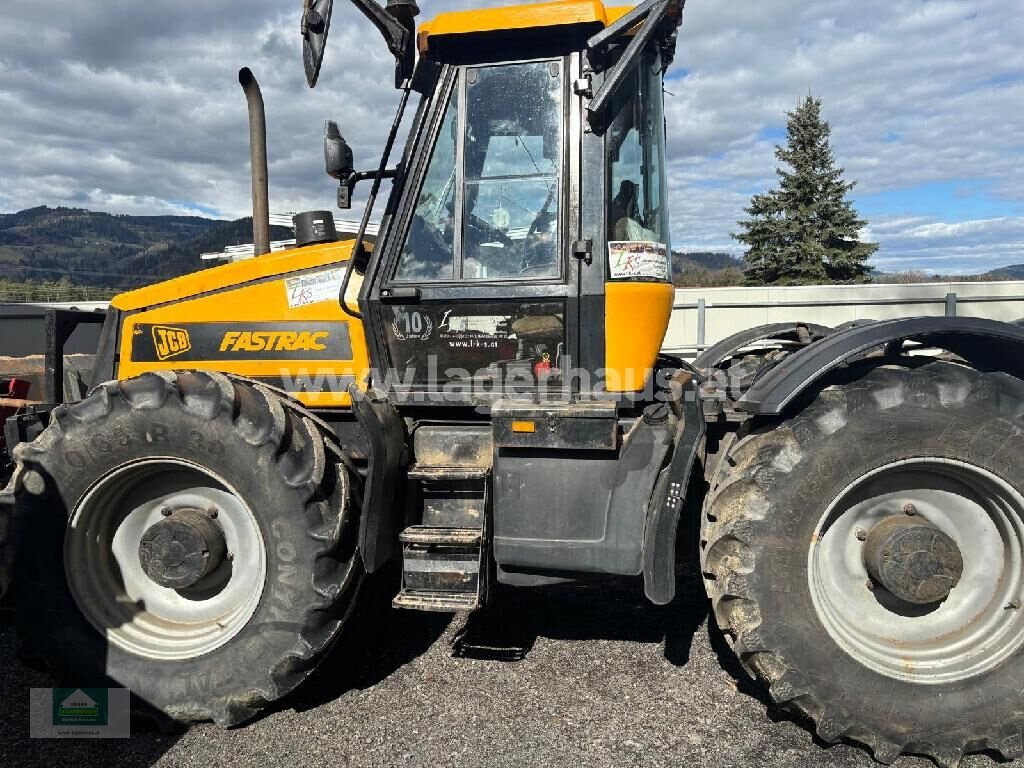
[318,0,684,404]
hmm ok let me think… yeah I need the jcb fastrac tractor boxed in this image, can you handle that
[5,1,1024,764]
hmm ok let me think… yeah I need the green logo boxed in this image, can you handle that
[52,688,108,726]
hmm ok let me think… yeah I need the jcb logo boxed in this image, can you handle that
[152,326,192,360]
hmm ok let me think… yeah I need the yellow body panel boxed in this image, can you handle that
[418,0,633,53]
[113,241,369,409]
[112,240,357,312]
[604,281,674,392]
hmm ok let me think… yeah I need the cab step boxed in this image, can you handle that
[400,526,482,546]
[394,455,491,612]
[392,591,479,612]
[406,465,489,481]
[393,525,483,611]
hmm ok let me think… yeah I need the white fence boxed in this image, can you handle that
[10,280,1024,361]
[664,280,1024,358]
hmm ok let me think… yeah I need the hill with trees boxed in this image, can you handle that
[0,207,292,294]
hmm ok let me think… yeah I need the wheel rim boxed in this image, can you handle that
[809,458,1024,684]
[65,459,267,661]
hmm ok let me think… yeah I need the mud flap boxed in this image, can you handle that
[643,373,705,605]
[350,385,407,573]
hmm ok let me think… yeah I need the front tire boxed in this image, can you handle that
[12,371,362,725]
[703,360,1024,767]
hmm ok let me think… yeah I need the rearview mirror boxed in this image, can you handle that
[324,121,355,208]
[302,0,334,88]
[324,121,354,179]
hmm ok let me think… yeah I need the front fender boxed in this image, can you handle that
[349,386,407,573]
[738,316,1024,416]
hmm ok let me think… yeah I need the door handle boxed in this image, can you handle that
[379,286,421,304]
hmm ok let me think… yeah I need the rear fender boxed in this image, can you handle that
[693,321,831,370]
[738,316,1024,416]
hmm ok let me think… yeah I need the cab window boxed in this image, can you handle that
[606,50,670,248]
[395,82,459,281]
[463,60,562,280]
[394,61,563,283]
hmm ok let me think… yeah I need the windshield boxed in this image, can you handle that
[395,60,563,282]
[605,49,671,280]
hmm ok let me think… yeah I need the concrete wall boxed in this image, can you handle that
[664,280,1024,357]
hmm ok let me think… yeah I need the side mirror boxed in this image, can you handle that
[324,121,354,179]
[324,120,355,208]
[302,0,334,88]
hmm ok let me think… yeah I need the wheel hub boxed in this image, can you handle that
[863,515,963,604]
[138,508,227,589]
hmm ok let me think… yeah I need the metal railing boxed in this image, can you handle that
[665,290,1024,357]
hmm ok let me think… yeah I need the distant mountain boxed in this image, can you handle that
[984,264,1024,280]
[0,206,292,289]
[672,250,746,287]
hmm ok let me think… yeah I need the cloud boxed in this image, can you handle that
[667,0,1024,272]
[0,0,1022,274]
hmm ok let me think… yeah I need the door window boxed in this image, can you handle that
[394,83,459,281]
[605,51,671,281]
[393,61,564,284]
[463,61,562,280]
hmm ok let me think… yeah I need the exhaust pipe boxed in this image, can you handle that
[238,67,271,257]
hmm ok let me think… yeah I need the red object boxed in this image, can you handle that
[1,378,32,458]
[533,356,552,378]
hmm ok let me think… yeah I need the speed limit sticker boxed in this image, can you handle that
[285,268,346,308]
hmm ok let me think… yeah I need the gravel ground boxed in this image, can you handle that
[0,566,1004,768]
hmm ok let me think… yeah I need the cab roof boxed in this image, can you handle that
[417,0,634,55]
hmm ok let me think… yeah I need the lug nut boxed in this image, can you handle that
[903,503,917,516]
[855,528,868,541]
[866,580,875,591]
[160,506,173,517]
[208,507,219,519]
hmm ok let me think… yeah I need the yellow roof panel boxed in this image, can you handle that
[418,0,634,53]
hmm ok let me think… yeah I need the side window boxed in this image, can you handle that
[605,51,671,281]
[462,61,562,280]
[395,83,459,281]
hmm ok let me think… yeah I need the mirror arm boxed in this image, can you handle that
[338,87,412,320]
[349,0,414,86]
[585,0,669,131]
[350,167,399,185]
[586,0,662,69]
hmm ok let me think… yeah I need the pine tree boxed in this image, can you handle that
[735,96,878,285]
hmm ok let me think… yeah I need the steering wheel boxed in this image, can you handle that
[466,212,513,247]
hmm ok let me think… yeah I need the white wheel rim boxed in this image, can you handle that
[809,458,1024,684]
[65,459,267,661]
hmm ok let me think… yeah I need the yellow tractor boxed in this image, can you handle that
[5,1,1024,764]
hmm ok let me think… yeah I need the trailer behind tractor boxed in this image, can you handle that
[4,1,1024,765]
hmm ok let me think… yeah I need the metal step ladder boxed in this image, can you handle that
[393,465,489,612]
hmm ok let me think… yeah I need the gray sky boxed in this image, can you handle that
[1,0,1023,273]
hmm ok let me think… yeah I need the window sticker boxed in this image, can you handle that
[285,267,346,308]
[608,241,669,281]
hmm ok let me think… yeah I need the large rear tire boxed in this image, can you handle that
[11,371,362,725]
[703,360,1024,767]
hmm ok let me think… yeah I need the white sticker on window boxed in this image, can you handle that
[285,268,346,308]
[608,241,669,281]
